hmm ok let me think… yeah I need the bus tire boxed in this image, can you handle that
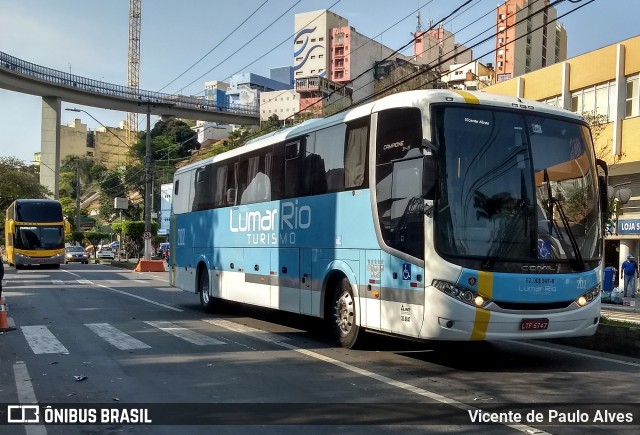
[198,269,215,313]
[332,277,360,348]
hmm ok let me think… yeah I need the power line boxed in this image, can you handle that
[174,0,304,94]
[157,0,271,93]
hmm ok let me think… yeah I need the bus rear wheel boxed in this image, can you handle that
[332,277,360,348]
[198,269,215,313]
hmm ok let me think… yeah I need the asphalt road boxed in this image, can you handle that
[1,263,639,434]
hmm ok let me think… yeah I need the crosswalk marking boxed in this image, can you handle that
[144,321,225,345]
[86,323,151,350]
[21,325,69,354]
[134,279,147,284]
[4,279,92,286]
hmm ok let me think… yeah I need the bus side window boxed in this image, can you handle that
[192,165,215,211]
[345,121,368,189]
[284,139,305,198]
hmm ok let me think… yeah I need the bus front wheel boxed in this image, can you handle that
[332,277,360,348]
[198,269,215,313]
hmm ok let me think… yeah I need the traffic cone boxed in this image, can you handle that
[0,297,16,332]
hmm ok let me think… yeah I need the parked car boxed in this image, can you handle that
[65,246,89,264]
[97,247,115,260]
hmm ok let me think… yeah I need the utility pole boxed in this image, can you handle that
[75,161,81,232]
[144,102,152,260]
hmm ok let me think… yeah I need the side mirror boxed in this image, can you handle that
[422,154,437,200]
[596,159,609,226]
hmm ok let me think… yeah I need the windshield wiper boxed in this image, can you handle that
[550,197,585,271]
[542,169,585,271]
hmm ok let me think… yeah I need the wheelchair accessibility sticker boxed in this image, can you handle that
[402,263,411,280]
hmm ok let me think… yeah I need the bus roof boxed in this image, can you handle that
[175,89,584,176]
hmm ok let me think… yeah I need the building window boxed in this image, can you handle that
[311,56,315,59]
[311,38,316,42]
[296,57,303,61]
[296,40,302,44]
[571,91,583,114]
[311,70,315,74]
[295,71,302,76]
[626,76,639,118]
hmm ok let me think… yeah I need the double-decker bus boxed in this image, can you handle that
[5,199,69,268]
[169,89,608,348]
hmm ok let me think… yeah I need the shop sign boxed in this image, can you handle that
[617,219,640,235]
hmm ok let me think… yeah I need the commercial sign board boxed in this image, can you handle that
[617,219,640,235]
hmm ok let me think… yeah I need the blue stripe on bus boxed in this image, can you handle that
[458,269,598,303]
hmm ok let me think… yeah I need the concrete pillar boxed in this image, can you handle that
[561,62,571,110]
[516,77,525,98]
[612,43,625,156]
[41,97,61,198]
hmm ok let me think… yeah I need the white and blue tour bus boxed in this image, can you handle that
[169,89,608,348]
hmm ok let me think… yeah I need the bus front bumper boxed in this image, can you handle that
[420,289,601,341]
[14,252,65,266]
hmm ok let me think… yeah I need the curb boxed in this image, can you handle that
[547,323,640,358]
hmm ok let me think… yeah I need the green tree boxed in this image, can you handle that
[130,118,200,163]
[0,157,51,212]
[84,231,111,258]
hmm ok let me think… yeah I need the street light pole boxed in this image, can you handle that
[144,102,152,260]
[75,161,81,232]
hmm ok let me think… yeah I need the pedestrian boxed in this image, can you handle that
[620,254,638,298]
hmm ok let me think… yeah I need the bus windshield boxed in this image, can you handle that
[433,106,600,269]
[14,225,65,250]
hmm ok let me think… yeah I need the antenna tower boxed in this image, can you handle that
[127,0,141,149]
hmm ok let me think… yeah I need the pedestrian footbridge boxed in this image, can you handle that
[0,50,260,195]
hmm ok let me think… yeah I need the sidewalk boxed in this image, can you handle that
[601,293,640,325]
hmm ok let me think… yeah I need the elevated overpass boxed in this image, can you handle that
[0,50,260,196]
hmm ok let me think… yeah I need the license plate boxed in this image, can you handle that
[520,318,549,330]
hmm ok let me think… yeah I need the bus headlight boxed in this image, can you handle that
[433,280,491,308]
[575,284,601,307]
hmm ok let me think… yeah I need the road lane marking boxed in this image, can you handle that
[203,319,290,343]
[61,269,81,278]
[507,340,640,368]
[60,269,181,312]
[204,319,548,434]
[52,279,63,285]
[86,323,151,350]
[21,326,69,354]
[134,279,147,283]
[13,362,47,435]
[96,284,183,312]
[77,279,92,285]
[145,321,225,345]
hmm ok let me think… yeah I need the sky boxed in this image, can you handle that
[0,0,638,164]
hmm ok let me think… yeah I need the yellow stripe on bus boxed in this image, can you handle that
[477,271,493,299]
[453,90,480,104]
[471,308,491,340]
[471,271,493,340]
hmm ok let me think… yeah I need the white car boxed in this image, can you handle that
[97,247,115,260]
